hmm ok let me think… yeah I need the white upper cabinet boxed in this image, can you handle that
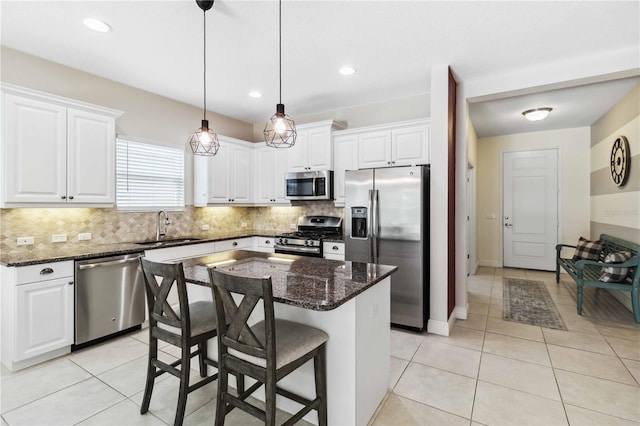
[287,120,346,172]
[254,144,289,205]
[1,85,122,207]
[193,136,253,206]
[332,134,358,206]
[356,121,430,169]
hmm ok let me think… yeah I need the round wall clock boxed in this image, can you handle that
[610,135,630,187]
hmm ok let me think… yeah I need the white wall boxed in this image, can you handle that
[476,127,591,267]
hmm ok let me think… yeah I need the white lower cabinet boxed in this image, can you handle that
[1,261,74,371]
[323,242,345,261]
[253,236,276,253]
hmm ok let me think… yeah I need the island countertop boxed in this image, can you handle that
[179,250,397,311]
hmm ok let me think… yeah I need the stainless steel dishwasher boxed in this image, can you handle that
[75,253,145,345]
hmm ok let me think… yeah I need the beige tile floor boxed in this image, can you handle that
[1,267,639,425]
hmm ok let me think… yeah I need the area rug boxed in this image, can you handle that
[503,277,567,330]
[562,281,637,325]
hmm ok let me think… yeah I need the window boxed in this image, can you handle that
[116,138,185,210]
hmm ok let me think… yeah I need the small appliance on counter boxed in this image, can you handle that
[274,215,342,257]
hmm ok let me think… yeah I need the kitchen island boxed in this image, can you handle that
[179,250,397,426]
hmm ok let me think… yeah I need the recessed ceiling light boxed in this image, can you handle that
[83,18,111,33]
[248,91,263,98]
[522,107,552,121]
[339,66,356,76]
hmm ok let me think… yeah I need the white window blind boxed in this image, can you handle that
[116,138,185,210]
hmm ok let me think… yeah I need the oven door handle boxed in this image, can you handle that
[274,244,320,253]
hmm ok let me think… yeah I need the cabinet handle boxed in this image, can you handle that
[61,195,66,200]
[232,241,238,246]
[68,281,74,285]
[332,245,339,251]
[68,195,74,200]
[40,267,54,275]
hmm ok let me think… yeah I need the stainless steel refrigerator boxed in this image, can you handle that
[345,165,429,330]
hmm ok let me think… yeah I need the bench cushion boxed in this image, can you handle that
[600,251,633,282]
[573,237,603,261]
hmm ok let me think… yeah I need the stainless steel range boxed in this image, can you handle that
[274,216,342,257]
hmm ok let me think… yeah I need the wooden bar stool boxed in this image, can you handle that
[139,258,221,426]
[208,268,328,426]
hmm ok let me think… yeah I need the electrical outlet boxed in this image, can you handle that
[16,237,34,246]
[78,233,92,241]
[201,224,210,231]
[290,223,296,230]
[241,222,247,228]
[52,234,67,243]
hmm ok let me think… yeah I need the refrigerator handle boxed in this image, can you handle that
[368,189,374,262]
[372,189,379,263]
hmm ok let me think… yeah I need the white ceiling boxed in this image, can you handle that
[1,1,639,134]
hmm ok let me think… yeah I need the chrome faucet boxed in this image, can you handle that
[155,210,170,241]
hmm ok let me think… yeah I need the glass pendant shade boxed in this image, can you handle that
[264,104,297,148]
[189,119,220,156]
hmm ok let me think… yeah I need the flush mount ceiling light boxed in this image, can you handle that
[264,0,297,148]
[188,0,220,156]
[249,91,263,98]
[339,66,356,76]
[83,18,111,33]
[522,107,553,122]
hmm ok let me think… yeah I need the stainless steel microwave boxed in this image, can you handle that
[285,170,334,200]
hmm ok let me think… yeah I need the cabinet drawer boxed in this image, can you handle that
[323,242,345,256]
[16,261,74,285]
[257,237,276,249]
[215,237,252,252]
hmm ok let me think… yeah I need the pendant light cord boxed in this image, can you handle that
[279,0,282,105]
[203,8,207,121]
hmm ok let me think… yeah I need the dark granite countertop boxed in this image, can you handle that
[180,250,397,311]
[0,231,281,267]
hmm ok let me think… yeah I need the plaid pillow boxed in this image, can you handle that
[600,251,633,283]
[573,237,603,261]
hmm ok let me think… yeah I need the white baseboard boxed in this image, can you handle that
[427,311,457,336]
[478,259,501,268]
[455,303,469,320]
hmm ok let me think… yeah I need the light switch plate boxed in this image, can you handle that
[201,224,210,231]
[78,233,92,241]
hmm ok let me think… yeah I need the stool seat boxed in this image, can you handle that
[230,319,328,369]
[158,301,217,337]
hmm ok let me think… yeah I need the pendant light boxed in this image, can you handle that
[189,0,220,156]
[264,0,297,148]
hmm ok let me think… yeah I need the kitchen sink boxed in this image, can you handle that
[134,237,202,247]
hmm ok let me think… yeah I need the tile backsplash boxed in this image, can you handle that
[0,202,343,256]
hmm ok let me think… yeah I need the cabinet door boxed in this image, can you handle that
[208,144,231,203]
[333,135,358,205]
[286,129,309,171]
[3,94,67,203]
[255,147,276,203]
[67,109,116,203]
[357,131,391,169]
[391,125,429,166]
[15,278,74,361]
[230,145,252,203]
[307,127,332,170]
[273,147,289,202]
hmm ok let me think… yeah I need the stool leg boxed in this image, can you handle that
[141,333,158,414]
[632,286,640,323]
[215,358,228,426]
[198,342,207,378]
[315,345,328,426]
[174,344,191,426]
[265,370,277,426]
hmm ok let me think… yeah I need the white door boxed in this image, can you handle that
[503,149,558,271]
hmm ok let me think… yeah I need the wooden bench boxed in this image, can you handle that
[556,234,640,323]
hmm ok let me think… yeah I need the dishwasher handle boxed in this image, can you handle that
[78,255,142,270]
